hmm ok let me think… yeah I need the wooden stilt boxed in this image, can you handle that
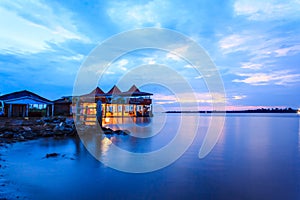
[96,100,102,128]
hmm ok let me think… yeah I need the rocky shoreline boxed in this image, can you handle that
[0,117,129,143]
[0,117,131,200]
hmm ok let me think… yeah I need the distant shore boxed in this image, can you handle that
[166,108,298,114]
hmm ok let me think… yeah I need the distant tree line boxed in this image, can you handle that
[166,107,298,113]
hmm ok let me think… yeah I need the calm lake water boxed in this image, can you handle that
[2,113,300,200]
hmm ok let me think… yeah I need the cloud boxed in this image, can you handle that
[234,0,300,21]
[219,30,300,58]
[232,95,247,100]
[184,64,193,69]
[107,1,164,28]
[142,57,157,65]
[233,71,300,86]
[240,62,263,70]
[219,34,248,50]
[274,45,300,57]
[117,59,128,71]
[60,54,85,61]
[0,1,90,54]
[153,92,226,105]
[166,52,181,61]
[194,75,203,79]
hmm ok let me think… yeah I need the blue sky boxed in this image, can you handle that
[0,0,300,110]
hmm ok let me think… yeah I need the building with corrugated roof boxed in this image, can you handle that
[0,90,53,117]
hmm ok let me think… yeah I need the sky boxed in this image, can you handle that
[0,0,300,110]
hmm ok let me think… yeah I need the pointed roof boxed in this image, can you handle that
[127,85,140,93]
[122,85,153,96]
[90,87,105,96]
[106,85,122,95]
[81,87,105,98]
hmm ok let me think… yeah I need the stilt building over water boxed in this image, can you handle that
[74,85,153,125]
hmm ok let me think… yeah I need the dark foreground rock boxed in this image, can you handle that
[45,153,60,158]
[0,117,77,143]
[0,117,130,143]
[101,127,130,135]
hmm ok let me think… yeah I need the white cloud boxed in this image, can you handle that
[117,59,129,71]
[274,45,300,57]
[107,0,176,28]
[153,92,226,104]
[184,64,193,69]
[166,52,181,61]
[104,71,115,75]
[232,95,247,100]
[0,1,90,54]
[142,57,157,65]
[61,54,85,61]
[194,75,203,79]
[219,31,300,60]
[219,34,247,50]
[240,62,263,70]
[233,71,300,85]
[234,0,300,21]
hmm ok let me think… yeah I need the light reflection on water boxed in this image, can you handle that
[3,113,300,200]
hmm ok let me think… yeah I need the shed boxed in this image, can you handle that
[53,96,73,116]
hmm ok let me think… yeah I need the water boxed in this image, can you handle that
[2,113,300,199]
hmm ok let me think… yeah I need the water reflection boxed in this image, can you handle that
[298,116,300,151]
[104,112,166,138]
[3,114,300,199]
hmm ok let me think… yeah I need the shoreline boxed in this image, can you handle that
[0,116,130,144]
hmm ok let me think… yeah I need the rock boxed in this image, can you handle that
[41,132,53,137]
[101,127,129,135]
[45,153,59,158]
[6,120,23,126]
[114,130,130,135]
[22,126,32,131]
[2,132,14,138]
[21,120,34,126]
[53,123,66,132]
[42,117,51,122]
[35,119,44,125]
[102,127,114,135]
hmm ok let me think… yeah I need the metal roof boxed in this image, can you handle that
[0,90,52,104]
[80,85,153,98]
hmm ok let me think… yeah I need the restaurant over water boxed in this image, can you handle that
[73,85,153,125]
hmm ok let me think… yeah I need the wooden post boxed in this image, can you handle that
[122,105,125,117]
[51,104,54,117]
[26,104,29,117]
[116,104,118,116]
[8,104,12,117]
[96,100,102,128]
[46,105,49,116]
[84,106,88,123]
[75,98,80,123]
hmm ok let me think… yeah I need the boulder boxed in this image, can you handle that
[45,153,59,158]
[22,126,32,131]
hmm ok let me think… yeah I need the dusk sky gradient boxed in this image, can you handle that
[0,0,300,110]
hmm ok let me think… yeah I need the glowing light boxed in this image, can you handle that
[101,137,112,154]
[105,118,110,123]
